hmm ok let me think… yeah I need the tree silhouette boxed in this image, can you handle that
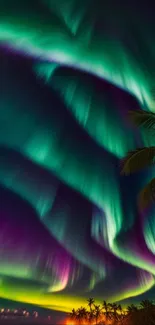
[121,109,155,211]
[102,300,112,322]
[140,299,154,309]
[87,298,95,312]
[76,307,88,324]
[69,308,77,322]
[127,304,138,314]
[68,298,155,325]
[94,305,101,325]
[88,309,95,324]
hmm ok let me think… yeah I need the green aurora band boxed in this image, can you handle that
[0,0,155,109]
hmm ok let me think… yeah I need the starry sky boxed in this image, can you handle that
[0,0,155,319]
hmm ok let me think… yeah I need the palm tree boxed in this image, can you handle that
[125,304,137,324]
[139,300,155,325]
[121,109,155,210]
[110,302,119,322]
[76,307,88,324]
[102,301,108,313]
[102,301,112,321]
[117,304,125,323]
[87,298,95,311]
[94,305,101,325]
[69,308,78,324]
[140,299,154,309]
[127,304,138,314]
[88,310,94,324]
[68,298,155,325]
[125,304,139,325]
[76,308,82,324]
[127,306,155,325]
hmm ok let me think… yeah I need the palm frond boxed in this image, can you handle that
[138,178,155,211]
[121,147,155,175]
[128,109,155,129]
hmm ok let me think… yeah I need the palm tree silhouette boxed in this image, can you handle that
[127,304,138,314]
[102,301,112,321]
[68,298,155,325]
[69,308,77,322]
[126,304,143,325]
[94,305,101,325]
[117,304,125,323]
[76,307,88,324]
[87,298,95,312]
[140,299,154,309]
[121,108,155,210]
[88,309,95,325]
[139,300,155,325]
[110,302,119,322]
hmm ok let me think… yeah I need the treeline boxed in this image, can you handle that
[68,298,155,325]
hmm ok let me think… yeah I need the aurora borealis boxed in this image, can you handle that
[1,0,155,318]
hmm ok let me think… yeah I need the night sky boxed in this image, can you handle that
[0,0,155,320]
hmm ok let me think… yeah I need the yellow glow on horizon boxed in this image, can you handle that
[0,274,152,313]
